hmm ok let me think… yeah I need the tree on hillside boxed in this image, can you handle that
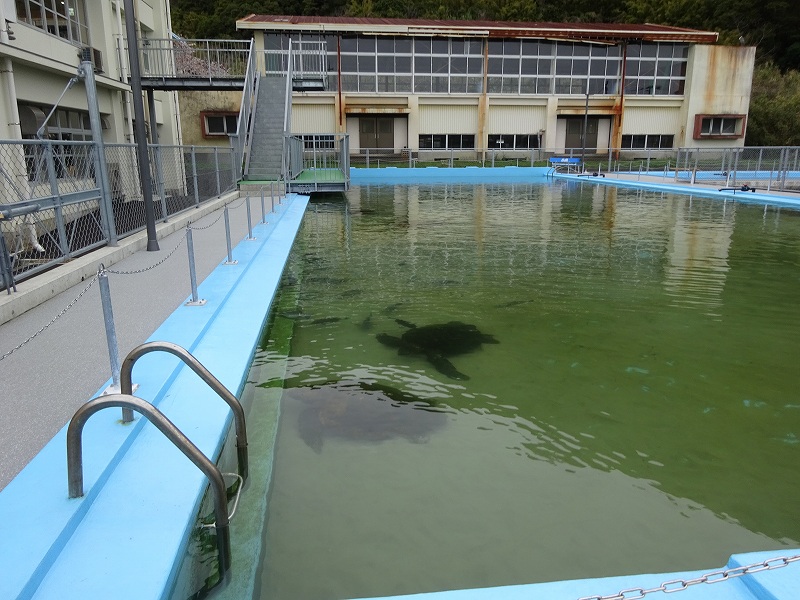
[745,62,800,146]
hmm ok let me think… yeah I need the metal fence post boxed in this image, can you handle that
[0,235,16,294]
[98,266,121,392]
[184,228,206,306]
[191,146,200,207]
[214,147,221,196]
[80,61,118,246]
[153,144,169,222]
[260,186,267,223]
[245,195,255,240]
[270,181,275,212]
[223,205,236,265]
[732,148,740,186]
[44,140,70,258]
[366,148,370,169]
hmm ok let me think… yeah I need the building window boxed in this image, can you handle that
[624,43,688,96]
[202,112,238,137]
[692,114,745,139]
[419,134,474,149]
[302,134,335,149]
[21,105,94,182]
[621,134,674,149]
[15,0,89,45]
[488,134,540,149]
[340,34,483,94]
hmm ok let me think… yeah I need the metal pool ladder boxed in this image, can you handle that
[120,341,249,480]
[65,341,251,579]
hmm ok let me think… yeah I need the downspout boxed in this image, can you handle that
[0,5,38,252]
[114,0,135,142]
[612,42,628,159]
[337,35,343,130]
[0,2,22,141]
[478,37,489,161]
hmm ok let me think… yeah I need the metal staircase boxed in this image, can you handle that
[244,76,287,182]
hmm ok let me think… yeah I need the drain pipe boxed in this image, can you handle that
[114,0,135,143]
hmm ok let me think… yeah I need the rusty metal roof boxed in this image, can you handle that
[236,15,719,44]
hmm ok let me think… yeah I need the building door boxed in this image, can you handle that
[565,117,598,153]
[360,117,394,151]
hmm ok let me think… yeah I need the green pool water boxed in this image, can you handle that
[250,181,800,599]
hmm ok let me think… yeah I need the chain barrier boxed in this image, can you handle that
[187,209,226,231]
[0,275,99,362]
[577,554,800,600]
[104,231,188,276]
[225,196,249,211]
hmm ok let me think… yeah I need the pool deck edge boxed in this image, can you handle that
[0,194,309,600]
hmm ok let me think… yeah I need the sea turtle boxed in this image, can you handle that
[375,320,498,381]
[289,381,447,453]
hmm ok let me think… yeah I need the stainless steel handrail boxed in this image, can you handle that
[120,341,249,481]
[66,393,232,578]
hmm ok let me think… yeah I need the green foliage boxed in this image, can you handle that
[745,62,800,146]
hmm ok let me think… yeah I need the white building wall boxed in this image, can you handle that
[419,103,478,133]
[487,104,547,133]
[292,103,337,133]
[679,44,756,148]
[622,106,682,135]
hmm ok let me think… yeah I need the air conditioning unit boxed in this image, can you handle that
[79,47,104,74]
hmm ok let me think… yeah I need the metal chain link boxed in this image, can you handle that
[0,275,99,362]
[225,196,249,210]
[187,210,226,231]
[577,554,800,600]
[105,231,188,275]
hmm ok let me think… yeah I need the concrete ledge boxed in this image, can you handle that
[351,166,551,184]
[0,192,239,326]
[553,173,800,210]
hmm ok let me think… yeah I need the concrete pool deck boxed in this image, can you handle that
[1,170,799,600]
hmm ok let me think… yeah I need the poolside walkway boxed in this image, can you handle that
[0,191,271,490]
[557,170,800,209]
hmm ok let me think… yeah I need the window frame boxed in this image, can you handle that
[692,114,746,140]
[201,111,239,138]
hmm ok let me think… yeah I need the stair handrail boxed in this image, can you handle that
[66,393,232,579]
[233,38,258,180]
[120,341,249,481]
[282,39,294,180]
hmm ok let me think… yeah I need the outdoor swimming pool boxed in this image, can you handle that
[231,180,800,599]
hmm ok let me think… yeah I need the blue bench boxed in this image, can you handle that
[548,156,583,174]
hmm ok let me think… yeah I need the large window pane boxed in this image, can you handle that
[415,56,432,73]
[341,55,357,72]
[377,55,394,72]
[396,56,412,73]
[395,38,412,53]
[359,37,375,52]
[358,55,376,72]
[451,56,467,74]
[377,37,394,53]
[432,38,449,54]
[503,57,520,75]
[415,38,431,54]
[432,56,449,74]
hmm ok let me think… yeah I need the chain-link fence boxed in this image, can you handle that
[1,140,238,289]
[348,146,800,192]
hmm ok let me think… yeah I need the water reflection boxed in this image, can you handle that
[253,182,800,599]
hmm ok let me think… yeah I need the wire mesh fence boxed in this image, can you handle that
[348,146,800,192]
[1,141,238,289]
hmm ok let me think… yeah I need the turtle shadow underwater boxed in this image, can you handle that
[375,319,499,381]
[284,380,450,453]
